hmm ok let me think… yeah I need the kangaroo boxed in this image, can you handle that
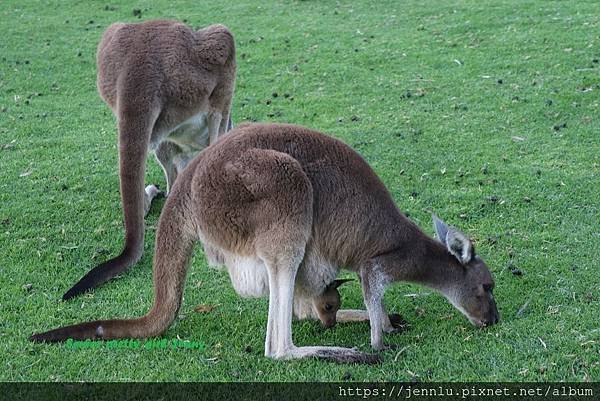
[31,123,499,364]
[62,20,236,300]
[307,279,407,330]
[298,278,351,328]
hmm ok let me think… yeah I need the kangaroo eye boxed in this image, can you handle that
[483,284,494,291]
[324,304,333,311]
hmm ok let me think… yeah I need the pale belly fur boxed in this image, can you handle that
[150,112,210,167]
[202,242,340,301]
[166,112,210,153]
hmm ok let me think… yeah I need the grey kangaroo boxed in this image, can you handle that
[62,20,236,300]
[32,123,499,364]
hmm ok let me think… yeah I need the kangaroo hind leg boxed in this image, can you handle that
[232,148,379,364]
[155,141,184,198]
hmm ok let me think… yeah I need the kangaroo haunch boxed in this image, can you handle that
[32,123,499,364]
[62,20,237,300]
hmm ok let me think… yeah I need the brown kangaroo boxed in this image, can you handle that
[308,279,406,330]
[302,278,351,328]
[32,123,499,364]
[62,20,236,300]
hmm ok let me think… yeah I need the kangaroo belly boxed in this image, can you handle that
[150,111,210,171]
[202,242,269,298]
[166,112,210,152]
[200,240,338,301]
[226,256,269,298]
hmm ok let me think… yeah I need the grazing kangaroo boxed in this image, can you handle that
[32,123,499,364]
[303,279,406,329]
[299,278,351,328]
[62,20,236,300]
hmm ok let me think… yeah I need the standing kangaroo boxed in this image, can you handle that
[32,123,499,364]
[62,20,236,300]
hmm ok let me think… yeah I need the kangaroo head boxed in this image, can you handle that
[313,279,353,328]
[432,215,500,328]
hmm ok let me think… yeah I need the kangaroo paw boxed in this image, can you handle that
[144,184,161,216]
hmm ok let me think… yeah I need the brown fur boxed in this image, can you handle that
[62,20,236,300]
[311,279,353,328]
[33,123,498,364]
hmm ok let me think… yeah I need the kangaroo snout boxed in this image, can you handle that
[465,295,500,328]
[483,301,500,327]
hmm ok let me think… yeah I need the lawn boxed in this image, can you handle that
[0,0,598,382]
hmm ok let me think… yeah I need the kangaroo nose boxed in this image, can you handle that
[322,320,336,329]
[487,309,500,326]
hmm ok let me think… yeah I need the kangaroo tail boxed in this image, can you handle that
[62,251,142,300]
[33,182,195,342]
[62,100,159,300]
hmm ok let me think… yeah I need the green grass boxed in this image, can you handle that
[0,0,598,382]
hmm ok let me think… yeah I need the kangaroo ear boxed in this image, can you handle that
[432,214,449,245]
[432,214,474,265]
[330,278,354,289]
[446,228,474,265]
